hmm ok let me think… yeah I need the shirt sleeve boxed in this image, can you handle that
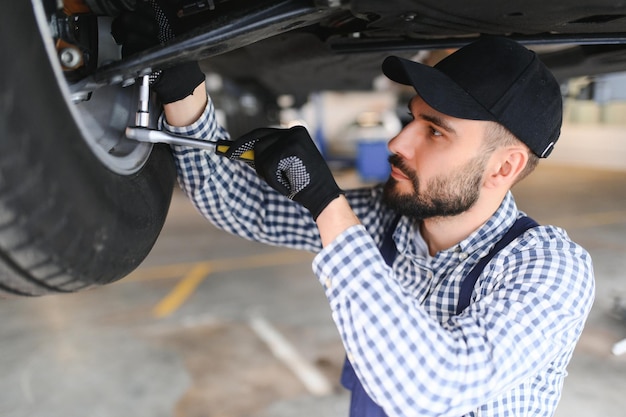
[161,98,322,251]
[161,98,398,252]
[312,225,595,417]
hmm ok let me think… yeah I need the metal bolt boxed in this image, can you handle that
[315,0,345,7]
[110,75,124,85]
[59,47,82,69]
[402,12,417,22]
[71,91,91,104]
[325,0,342,7]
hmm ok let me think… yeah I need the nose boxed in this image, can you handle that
[388,125,416,160]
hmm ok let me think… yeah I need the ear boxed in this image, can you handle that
[483,147,528,189]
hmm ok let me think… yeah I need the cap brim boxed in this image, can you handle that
[382,56,496,122]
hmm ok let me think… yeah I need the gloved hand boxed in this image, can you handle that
[110,0,205,104]
[222,126,344,220]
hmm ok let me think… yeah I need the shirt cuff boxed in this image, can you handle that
[312,224,389,306]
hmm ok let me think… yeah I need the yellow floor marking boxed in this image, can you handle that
[152,263,213,318]
[140,208,626,319]
[129,263,193,281]
[133,250,314,318]
[128,250,314,282]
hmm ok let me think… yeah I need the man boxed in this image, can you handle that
[117,4,595,416]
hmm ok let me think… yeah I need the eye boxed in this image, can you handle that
[430,126,443,137]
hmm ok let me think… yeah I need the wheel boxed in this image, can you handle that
[0,1,176,296]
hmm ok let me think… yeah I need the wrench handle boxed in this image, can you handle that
[215,141,255,163]
[125,127,254,162]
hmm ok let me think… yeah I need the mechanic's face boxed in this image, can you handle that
[383,96,491,220]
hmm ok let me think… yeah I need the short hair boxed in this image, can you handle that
[484,122,539,184]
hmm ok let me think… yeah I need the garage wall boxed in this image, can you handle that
[549,97,626,171]
[291,88,626,172]
[550,124,626,171]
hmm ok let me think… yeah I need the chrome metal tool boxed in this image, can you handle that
[126,75,254,162]
[125,126,255,163]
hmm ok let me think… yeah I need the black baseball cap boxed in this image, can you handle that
[382,37,562,158]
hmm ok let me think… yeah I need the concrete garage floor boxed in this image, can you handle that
[1,163,626,417]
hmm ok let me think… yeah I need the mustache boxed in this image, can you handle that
[388,154,413,178]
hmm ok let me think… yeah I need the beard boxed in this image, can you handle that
[382,153,488,220]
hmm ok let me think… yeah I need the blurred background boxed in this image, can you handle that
[2,69,626,417]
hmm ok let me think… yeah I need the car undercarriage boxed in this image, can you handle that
[1,0,626,295]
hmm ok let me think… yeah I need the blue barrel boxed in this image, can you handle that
[356,141,390,182]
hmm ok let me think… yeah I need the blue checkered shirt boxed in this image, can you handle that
[164,99,595,417]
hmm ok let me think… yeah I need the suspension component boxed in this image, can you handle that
[83,0,136,16]
[51,7,98,79]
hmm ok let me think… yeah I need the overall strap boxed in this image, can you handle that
[456,216,539,315]
[380,214,402,265]
[343,214,538,417]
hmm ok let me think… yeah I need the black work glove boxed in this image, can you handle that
[222,126,344,220]
[110,0,205,104]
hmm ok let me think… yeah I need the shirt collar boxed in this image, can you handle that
[457,191,520,256]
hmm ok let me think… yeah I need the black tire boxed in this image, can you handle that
[0,2,176,296]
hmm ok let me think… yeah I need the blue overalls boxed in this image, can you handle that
[341,215,538,417]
